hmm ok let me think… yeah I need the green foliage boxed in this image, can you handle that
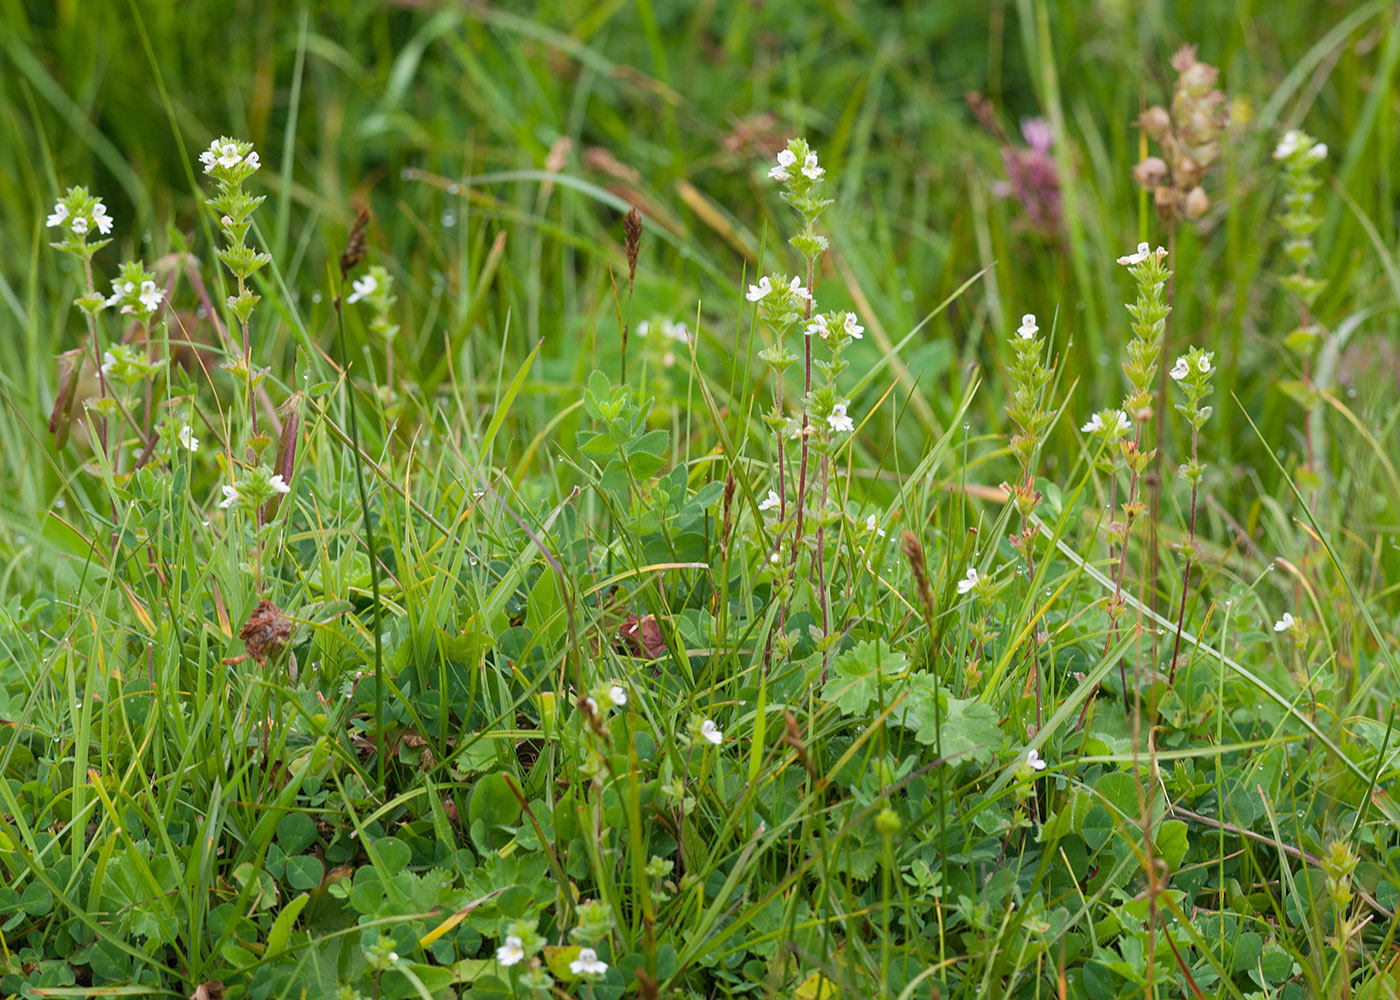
[1,3,1400,1000]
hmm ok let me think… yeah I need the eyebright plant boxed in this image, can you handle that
[755,138,865,654]
[1104,241,1171,699]
[202,135,271,419]
[1166,346,1215,681]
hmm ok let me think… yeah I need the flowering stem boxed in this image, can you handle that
[1166,476,1199,684]
[81,257,111,460]
[790,253,816,578]
[1146,222,1177,660]
[1106,425,1146,713]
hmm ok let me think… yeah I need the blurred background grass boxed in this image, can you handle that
[2,0,1398,577]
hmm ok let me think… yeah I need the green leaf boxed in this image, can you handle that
[1154,819,1189,871]
[1082,806,1112,852]
[820,640,909,715]
[266,893,309,956]
[285,855,324,891]
[276,812,317,856]
[901,676,1003,765]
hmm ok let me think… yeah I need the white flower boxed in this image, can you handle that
[1273,612,1295,632]
[805,314,829,338]
[1274,130,1304,160]
[1305,142,1327,163]
[768,164,790,181]
[758,489,781,512]
[699,719,723,745]
[746,276,772,302]
[269,474,292,494]
[826,402,854,434]
[107,280,134,307]
[91,202,113,235]
[1170,357,1190,381]
[1196,354,1211,374]
[70,215,89,236]
[865,514,885,538]
[101,351,117,375]
[801,152,824,180]
[1026,749,1047,771]
[583,696,599,714]
[1117,241,1151,266]
[347,274,377,304]
[1081,413,1105,434]
[216,141,243,170]
[177,425,199,452]
[387,952,398,963]
[570,947,608,976]
[46,202,69,228]
[1017,313,1039,339]
[776,149,797,168]
[245,151,261,171]
[843,312,864,339]
[496,936,524,966]
[787,276,811,301]
[219,484,241,509]
[956,567,979,595]
[661,320,689,343]
[636,320,650,337]
[608,685,627,706]
[1113,411,1131,435]
[138,280,164,314]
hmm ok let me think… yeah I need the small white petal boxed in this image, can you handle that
[956,568,979,595]
[699,719,723,745]
[269,474,292,494]
[570,947,608,975]
[758,489,781,512]
[609,685,627,706]
[347,274,377,304]
[745,276,772,302]
[826,402,854,434]
[776,149,797,167]
[496,936,525,967]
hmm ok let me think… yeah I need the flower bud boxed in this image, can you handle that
[1138,106,1171,139]
[1174,156,1203,187]
[1131,156,1169,190]
[1184,186,1210,219]
[1153,185,1177,221]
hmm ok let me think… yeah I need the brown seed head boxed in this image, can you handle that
[901,530,936,623]
[339,204,370,282]
[624,207,643,285]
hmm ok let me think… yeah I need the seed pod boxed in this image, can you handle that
[1138,106,1171,140]
[1184,185,1210,220]
[1131,156,1169,190]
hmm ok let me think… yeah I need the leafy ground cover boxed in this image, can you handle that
[1,2,1399,998]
